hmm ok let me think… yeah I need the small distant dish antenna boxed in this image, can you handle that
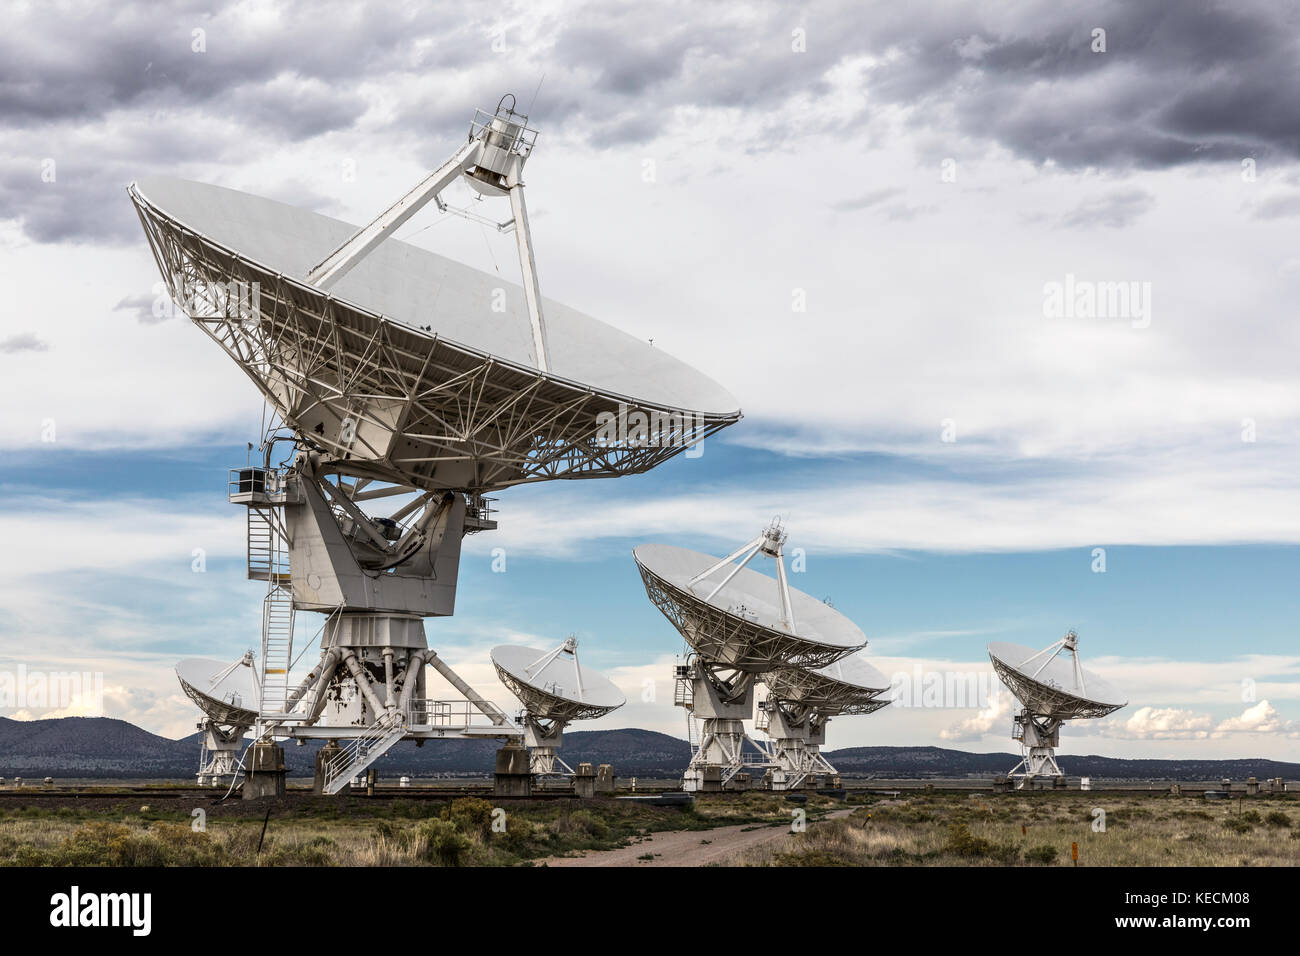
[174,654,258,786]
[491,637,625,777]
[988,630,1127,788]
[634,520,866,792]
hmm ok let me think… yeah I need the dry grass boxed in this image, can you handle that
[0,792,817,867]
[737,791,1300,867]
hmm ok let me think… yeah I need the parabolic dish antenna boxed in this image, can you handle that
[491,639,625,722]
[988,639,1126,719]
[988,631,1127,788]
[129,175,740,494]
[492,637,625,777]
[175,656,259,726]
[765,650,893,715]
[138,98,743,799]
[633,540,865,672]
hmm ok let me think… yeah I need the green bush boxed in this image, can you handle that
[419,819,472,866]
[1221,816,1252,834]
[45,823,224,867]
[1263,811,1291,828]
[944,823,1019,863]
[567,809,609,840]
[440,798,495,840]
[1024,844,1058,865]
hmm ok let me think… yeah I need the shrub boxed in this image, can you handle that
[1024,844,1058,865]
[1263,811,1291,828]
[50,822,224,867]
[944,823,1019,863]
[419,819,472,866]
[1222,817,1252,834]
[440,798,495,840]
[567,809,609,840]
[773,849,853,867]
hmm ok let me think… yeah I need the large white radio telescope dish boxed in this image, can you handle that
[633,542,864,671]
[491,641,625,722]
[765,650,893,715]
[130,177,740,494]
[988,639,1126,719]
[175,657,259,726]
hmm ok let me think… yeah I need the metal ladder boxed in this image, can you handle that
[320,712,408,795]
[246,509,290,585]
[259,586,295,717]
[253,506,295,718]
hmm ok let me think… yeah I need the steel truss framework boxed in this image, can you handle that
[194,720,249,787]
[636,561,854,672]
[1005,711,1065,788]
[990,655,1122,720]
[130,190,737,496]
[754,694,890,790]
[763,664,890,714]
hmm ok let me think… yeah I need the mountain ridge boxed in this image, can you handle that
[0,716,1295,780]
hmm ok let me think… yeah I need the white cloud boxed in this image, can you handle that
[1213,699,1299,737]
[940,689,1012,742]
[1103,706,1213,740]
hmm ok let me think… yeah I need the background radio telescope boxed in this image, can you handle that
[491,637,625,777]
[759,649,892,790]
[634,520,865,792]
[174,654,258,786]
[988,631,1127,788]
[140,95,739,797]
[765,651,892,715]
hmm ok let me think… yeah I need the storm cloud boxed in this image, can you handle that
[1,0,1298,243]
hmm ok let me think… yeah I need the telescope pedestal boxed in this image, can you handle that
[494,742,532,797]
[1008,712,1063,790]
[759,703,835,791]
[243,740,286,800]
[682,672,766,793]
[524,719,572,777]
[196,719,248,787]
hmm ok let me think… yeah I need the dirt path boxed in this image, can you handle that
[540,808,854,867]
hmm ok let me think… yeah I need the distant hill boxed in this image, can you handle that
[826,745,1300,781]
[0,717,1296,781]
[0,716,194,776]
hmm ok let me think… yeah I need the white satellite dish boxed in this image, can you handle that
[757,650,892,791]
[988,631,1127,787]
[175,656,259,726]
[174,654,258,785]
[129,175,739,495]
[635,520,865,792]
[491,637,625,776]
[136,96,741,798]
[633,538,864,672]
[988,637,1126,719]
[765,651,892,715]
[491,639,625,720]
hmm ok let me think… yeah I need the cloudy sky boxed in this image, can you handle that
[1,0,1298,762]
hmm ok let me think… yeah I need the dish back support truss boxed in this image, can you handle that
[129,101,736,496]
